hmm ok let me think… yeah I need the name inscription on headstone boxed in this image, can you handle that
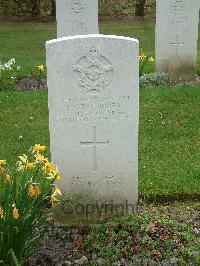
[70,175,123,187]
[169,0,188,24]
[57,95,132,123]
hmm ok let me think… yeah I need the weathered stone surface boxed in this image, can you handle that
[56,0,99,38]
[46,35,139,223]
[156,0,200,78]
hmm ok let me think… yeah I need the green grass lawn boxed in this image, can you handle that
[0,20,200,76]
[0,87,200,200]
[0,21,200,200]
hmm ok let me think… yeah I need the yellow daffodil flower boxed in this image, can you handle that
[0,160,6,173]
[46,165,60,180]
[18,154,28,164]
[6,175,12,184]
[18,155,37,171]
[34,154,48,164]
[55,187,62,196]
[43,162,54,173]
[139,53,147,61]
[148,57,155,63]
[0,160,6,165]
[46,173,56,180]
[0,166,6,174]
[51,187,62,206]
[0,208,5,219]
[27,162,35,170]
[17,154,28,171]
[55,175,61,181]
[51,196,61,206]
[37,64,45,72]
[32,144,46,154]
[28,185,41,197]
[13,207,19,220]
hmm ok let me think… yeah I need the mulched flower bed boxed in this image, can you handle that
[25,201,200,266]
[17,75,200,92]
[17,76,47,91]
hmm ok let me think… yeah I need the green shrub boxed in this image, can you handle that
[140,72,170,88]
[0,145,62,265]
[0,0,156,17]
[74,214,200,265]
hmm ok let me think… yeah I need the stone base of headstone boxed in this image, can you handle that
[156,57,197,80]
[51,198,138,226]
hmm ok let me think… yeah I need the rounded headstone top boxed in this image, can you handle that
[46,34,139,47]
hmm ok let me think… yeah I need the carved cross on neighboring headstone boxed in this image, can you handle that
[170,35,184,57]
[80,126,109,171]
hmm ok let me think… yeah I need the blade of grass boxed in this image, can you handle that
[9,249,20,266]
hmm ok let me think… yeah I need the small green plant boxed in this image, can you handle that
[196,64,200,76]
[74,214,200,264]
[139,51,155,76]
[0,145,62,265]
[0,58,20,91]
[34,64,46,90]
[140,72,170,88]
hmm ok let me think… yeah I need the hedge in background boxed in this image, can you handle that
[0,0,156,17]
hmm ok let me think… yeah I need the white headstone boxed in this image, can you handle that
[56,0,99,38]
[46,35,139,223]
[156,0,200,78]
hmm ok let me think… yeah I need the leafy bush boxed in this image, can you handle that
[0,0,156,17]
[0,0,52,17]
[0,145,62,265]
[74,214,200,265]
[140,72,170,88]
[0,58,20,91]
[99,1,136,16]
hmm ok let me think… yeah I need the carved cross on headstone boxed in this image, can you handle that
[170,35,184,57]
[80,126,109,171]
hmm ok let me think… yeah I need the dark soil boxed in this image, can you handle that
[17,75,200,92]
[17,76,47,91]
[25,201,200,266]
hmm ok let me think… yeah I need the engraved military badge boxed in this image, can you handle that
[72,48,114,95]
[71,0,84,14]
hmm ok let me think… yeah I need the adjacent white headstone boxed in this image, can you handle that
[46,35,139,223]
[56,0,99,38]
[156,0,200,78]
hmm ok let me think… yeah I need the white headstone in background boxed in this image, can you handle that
[156,0,199,78]
[46,35,139,223]
[56,0,99,38]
